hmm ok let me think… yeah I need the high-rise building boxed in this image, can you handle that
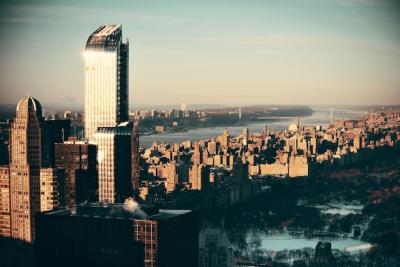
[35,202,198,267]
[180,102,188,117]
[55,140,97,206]
[242,128,249,146]
[94,122,134,203]
[39,168,64,212]
[190,164,201,190]
[262,124,269,141]
[163,162,177,192]
[220,128,230,149]
[0,165,11,237]
[9,96,43,242]
[207,140,217,155]
[41,119,71,167]
[131,121,140,192]
[83,24,129,140]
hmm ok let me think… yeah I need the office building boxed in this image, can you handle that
[83,24,129,140]
[242,128,249,146]
[94,122,134,203]
[36,202,198,267]
[9,96,43,242]
[0,166,10,237]
[41,119,70,167]
[55,140,97,205]
[39,168,64,212]
[220,128,230,149]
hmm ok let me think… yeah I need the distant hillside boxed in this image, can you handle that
[200,105,314,117]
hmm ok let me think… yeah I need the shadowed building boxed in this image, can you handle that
[131,121,140,191]
[55,140,97,206]
[36,202,198,267]
[41,119,70,167]
[83,24,129,140]
[314,241,335,267]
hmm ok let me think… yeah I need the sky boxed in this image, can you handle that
[0,0,399,108]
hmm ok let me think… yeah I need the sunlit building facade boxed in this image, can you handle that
[39,168,64,212]
[0,166,11,237]
[94,122,133,203]
[83,24,129,140]
[10,96,43,243]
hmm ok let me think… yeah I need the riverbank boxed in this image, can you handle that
[139,107,365,147]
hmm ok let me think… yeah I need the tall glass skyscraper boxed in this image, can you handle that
[94,122,133,203]
[83,24,129,140]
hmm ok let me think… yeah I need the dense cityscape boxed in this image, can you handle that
[0,2,400,267]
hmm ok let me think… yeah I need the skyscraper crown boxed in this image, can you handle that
[16,95,42,117]
[85,24,122,49]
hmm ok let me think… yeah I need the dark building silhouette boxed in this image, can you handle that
[36,202,198,267]
[132,121,140,192]
[55,141,97,206]
[314,241,335,267]
[41,119,70,168]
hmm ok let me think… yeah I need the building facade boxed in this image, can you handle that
[35,203,198,267]
[55,140,97,206]
[41,119,70,167]
[94,122,134,203]
[9,96,43,242]
[83,24,129,140]
[0,165,10,237]
[39,168,64,212]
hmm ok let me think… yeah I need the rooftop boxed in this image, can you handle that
[85,24,122,49]
[43,202,192,222]
[16,96,42,118]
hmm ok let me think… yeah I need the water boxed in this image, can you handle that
[140,107,365,148]
[249,203,369,252]
[257,232,368,251]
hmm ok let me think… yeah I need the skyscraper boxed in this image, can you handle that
[94,122,134,203]
[41,119,71,167]
[55,140,97,206]
[242,128,249,146]
[9,96,43,242]
[83,24,129,140]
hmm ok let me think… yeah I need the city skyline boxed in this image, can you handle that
[1,2,400,265]
[1,0,400,106]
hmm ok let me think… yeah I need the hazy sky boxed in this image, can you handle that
[0,0,399,107]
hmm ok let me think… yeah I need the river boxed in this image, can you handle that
[140,107,366,148]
